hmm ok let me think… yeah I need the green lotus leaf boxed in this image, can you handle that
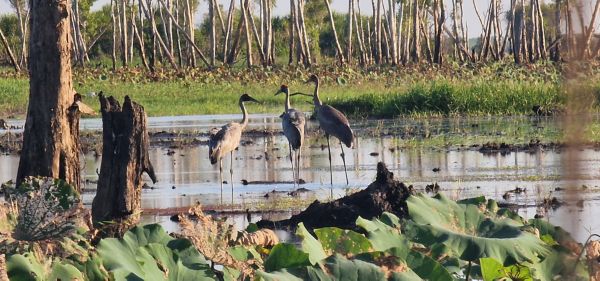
[296,222,327,265]
[7,254,85,281]
[356,214,453,281]
[405,193,550,265]
[258,254,421,281]
[6,253,45,281]
[47,261,85,281]
[314,227,372,256]
[97,224,215,280]
[264,243,311,272]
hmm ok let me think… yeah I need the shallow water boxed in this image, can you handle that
[1,114,599,242]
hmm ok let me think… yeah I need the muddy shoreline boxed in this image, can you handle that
[0,126,592,156]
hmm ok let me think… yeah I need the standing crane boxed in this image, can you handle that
[275,84,306,187]
[307,74,354,185]
[209,93,260,198]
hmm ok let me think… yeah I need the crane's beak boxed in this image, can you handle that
[247,96,261,104]
[290,92,312,97]
[274,90,283,96]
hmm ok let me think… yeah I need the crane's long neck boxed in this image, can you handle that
[240,100,249,127]
[312,79,322,107]
[284,90,291,111]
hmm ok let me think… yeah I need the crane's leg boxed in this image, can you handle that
[340,141,349,185]
[230,151,234,203]
[296,148,301,184]
[289,143,296,188]
[326,134,333,186]
[219,158,223,204]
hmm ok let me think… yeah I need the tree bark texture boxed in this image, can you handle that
[92,95,157,228]
[17,0,82,191]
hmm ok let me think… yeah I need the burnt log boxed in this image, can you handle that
[257,162,413,231]
[92,94,157,231]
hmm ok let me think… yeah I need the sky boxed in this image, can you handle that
[0,0,596,39]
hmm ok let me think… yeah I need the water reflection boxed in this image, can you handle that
[1,114,600,241]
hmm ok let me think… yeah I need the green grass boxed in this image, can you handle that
[328,79,566,118]
[1,61,598,118]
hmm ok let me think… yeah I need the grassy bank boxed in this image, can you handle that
[0,62,597,118]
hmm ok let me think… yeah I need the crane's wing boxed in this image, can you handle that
[281,109,306,150]
[208,123,243,164]
[317,105,354,148]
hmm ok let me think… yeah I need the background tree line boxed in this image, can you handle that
[1,0,600,72]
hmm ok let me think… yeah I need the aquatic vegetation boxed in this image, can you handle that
[0,178,595,280]
[2,177,86,242]
[96,224,216,280]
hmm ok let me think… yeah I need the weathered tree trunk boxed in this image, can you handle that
[92,95,157,230]
[111,0,118,70]
[17,0,82,191]
[433,0,445,64]
[324,0,345,64]
[209,0,216,66]
[245,2,267,65]
[120,0,129,66]
[297,0,312,65]
[0,28,20,72]
[288,0,296,64]
[513,3,524,63]
[535,0,547,59]
[582,0,600,58]
[347,0,354,63]
[241,0,253,67]
[223,0,236,64]
[411,0,420,62]
[552,0,562,61]
[227,14,244,64]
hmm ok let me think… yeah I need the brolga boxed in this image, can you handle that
[306,74,354,185]
[275,84,306,187]
[209,93,260,200]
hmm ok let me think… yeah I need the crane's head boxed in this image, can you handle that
[305,74,319,84]
[239,93,260,104]
[274,84,289,96]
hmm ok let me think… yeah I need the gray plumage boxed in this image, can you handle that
[276,85,306,150]
[209,122,244,165]
[276,84,306,186]
[208,94,260,197]
[281,109,306,149]
[307,74,354,185]
[315,105,352,148]
[208,94,258,165]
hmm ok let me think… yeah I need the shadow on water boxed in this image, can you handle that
[2,114,600,241]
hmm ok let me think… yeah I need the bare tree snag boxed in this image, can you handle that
[257,162,413,230]
[92,94,157,230]
[17,0,82,191]
[0,28,20,72]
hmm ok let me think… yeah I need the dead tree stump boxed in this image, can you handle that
[257,162,413,231]
[92,94,157,232]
